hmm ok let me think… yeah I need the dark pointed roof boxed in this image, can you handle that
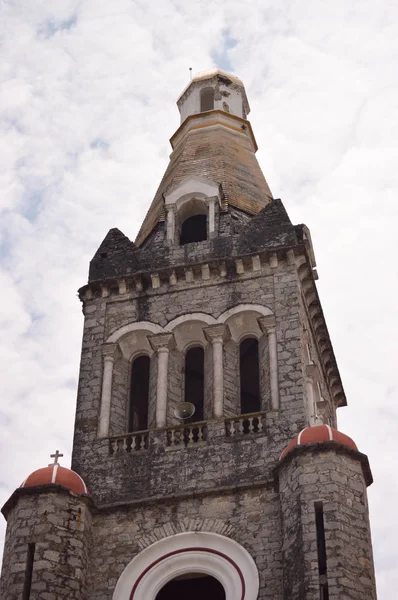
[237,199,298,253]
[89,228,137,281]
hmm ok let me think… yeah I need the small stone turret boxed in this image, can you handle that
[0,461,92,600]
[177,68,250,123]
[277,425,376,600]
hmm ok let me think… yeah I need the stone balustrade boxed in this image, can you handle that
[166,421,208,448]
[224,412,266,437]
[109,430,149,454]
[108,414,267,455]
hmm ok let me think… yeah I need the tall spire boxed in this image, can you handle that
[135,69,273,246]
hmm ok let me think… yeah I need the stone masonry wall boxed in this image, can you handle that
[87,485,282,600]
[0,490,91,600]
[72,259,310,504]
[278,446,377,600]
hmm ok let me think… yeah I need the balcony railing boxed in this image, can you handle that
[166,421,208,448]
[224,412,265,437]
[108,413,266,454]
[109,430,149,454]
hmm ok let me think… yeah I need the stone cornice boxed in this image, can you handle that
[275,441,373,487]
[169,110,258,152]
[78,246,299,304]
[296,248,347,408]
[1,484,93,520]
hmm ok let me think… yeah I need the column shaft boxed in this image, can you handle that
[149,333,175,428]
[305,378,316,426]
[268,327,280,410]
[156,347,170,428]
[204,324,229,419]
[98,356,114,438]
[212,338,224,418]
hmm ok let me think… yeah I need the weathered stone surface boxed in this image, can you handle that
[0,73,376,600]
[0,490,91,600]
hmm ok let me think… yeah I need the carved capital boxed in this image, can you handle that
[102,343,118,362]
[258,315,276,334]
[205,195,219,206]
[305,363,318,379]
[148,332,176,352]
[204,323,230,344]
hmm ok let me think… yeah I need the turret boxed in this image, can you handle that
[135,69,272,247]
[0,457,92,600]
[277,425,377,600]
[177,68,250,123]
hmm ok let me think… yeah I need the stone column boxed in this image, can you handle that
[258,316,279,410]
[305,364,319,426]
[206,196,218,238]
[98,343,118,438]
[149,333,175,428]
[204,324,230,418]
[165,205,176,244]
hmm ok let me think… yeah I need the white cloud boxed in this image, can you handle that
[0,0,397,596]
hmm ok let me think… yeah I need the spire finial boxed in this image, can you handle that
[189,67,192,80]
[49,450,63,466]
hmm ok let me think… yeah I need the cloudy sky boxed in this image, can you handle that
[0,0,397,595]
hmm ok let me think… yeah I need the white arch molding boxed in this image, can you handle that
[165,312,217,331]
[106,321,164,343]
[113,532,259,600]
[218,304,273,323]
[106,305,274,343]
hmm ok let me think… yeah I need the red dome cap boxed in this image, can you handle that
[280,424,358,461]
[21,465,88,495]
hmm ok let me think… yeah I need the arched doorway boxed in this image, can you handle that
[156,573,225,600]
[113,531,259,600]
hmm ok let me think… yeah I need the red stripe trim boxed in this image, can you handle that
[129,546,245,600]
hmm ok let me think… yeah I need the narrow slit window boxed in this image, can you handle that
[184,347,204,421]
[22,543,35,600]
[239,338,260,414]
[129,355,150,432]
[200,87,215,112]
[315,502,329,600]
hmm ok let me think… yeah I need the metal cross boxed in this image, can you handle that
[49,450,64,466]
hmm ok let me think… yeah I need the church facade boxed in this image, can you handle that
[1,69,377,599]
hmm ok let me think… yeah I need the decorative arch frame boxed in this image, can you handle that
[218,304,274,323]
[218,304,274,344]
[106,321,164,344]
[113,532,259,600]
[164,176,222,243]
[164,176,221,207]
[165,312,217,331]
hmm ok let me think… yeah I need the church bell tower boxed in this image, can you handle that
[1,69,378,600]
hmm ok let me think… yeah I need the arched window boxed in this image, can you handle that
[200,87,215,112]
[180,214,207,245]
[184,346,204,421]
[156,573,225,600]
[239,338,260,414]
[128,355,150,432]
